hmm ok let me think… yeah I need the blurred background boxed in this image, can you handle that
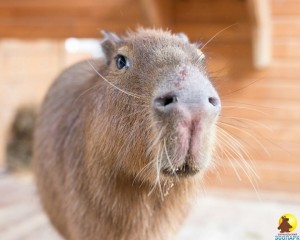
[0,0,299,239]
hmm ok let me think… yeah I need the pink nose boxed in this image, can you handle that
[153,91,220,116]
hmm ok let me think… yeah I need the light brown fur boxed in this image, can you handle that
[34,29,220,240]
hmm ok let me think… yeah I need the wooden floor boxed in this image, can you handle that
[1,173,300,240]
[0,174,61,240]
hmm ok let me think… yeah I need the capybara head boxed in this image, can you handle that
[86,29,221,191]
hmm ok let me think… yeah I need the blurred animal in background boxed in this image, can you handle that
[6,106,37,172]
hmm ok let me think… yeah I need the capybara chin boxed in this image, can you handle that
[33,28,221,240]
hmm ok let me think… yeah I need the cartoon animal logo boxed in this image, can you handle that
[278,216,292,233]
[278,213,298,233]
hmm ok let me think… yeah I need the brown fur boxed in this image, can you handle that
[34,29,220,240]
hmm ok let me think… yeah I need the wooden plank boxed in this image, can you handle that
[0,0,147,38]
[204,43,252,58]
[220,99,300,121]
[272,0,300,16]
[0,0,125,8]
[221,83,300,101]
[0,3,144,21]
[218,120,300,143]
[0,19,145,38]
[0,6,94,18]
[273,40,300,58]
[273,17,300,38]
[140,0,173,28]
[173,22,251,43]
[174,0,249,23]
[218,78,300,92]
[214,148,299,169]
[250,60,300,79]
[206,162,300,192]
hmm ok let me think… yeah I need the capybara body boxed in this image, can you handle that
[34,29,221,240]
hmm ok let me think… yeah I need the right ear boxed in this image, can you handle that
[100,30,122,65]
[176,32,189,43]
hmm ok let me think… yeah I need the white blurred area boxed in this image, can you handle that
[64,38,103,58]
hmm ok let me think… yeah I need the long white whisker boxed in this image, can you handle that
[222,100,278,110]
[133,157,157,185]
[217,127,259,179]
[221,116,272,132]
[200,23,238,51]
[73,84,99,103]
[157,148,164,200]
[148,146,164,200]
[163,138,179,181]
[221,105,268,116]
[148,146,161,197]
[216,125,261,198]
[216,133,242,181]
[218,121,270,157]
[88,60,145,99]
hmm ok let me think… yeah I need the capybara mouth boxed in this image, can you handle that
[161,118,205,178]
[162,162,200,178]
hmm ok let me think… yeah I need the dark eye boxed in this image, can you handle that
[115,54,129,70]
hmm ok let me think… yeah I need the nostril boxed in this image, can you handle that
[162,96,178,106]
[154,94,178,108]
[208,97,219,107]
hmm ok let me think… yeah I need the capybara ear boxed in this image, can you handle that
[176,32,190,43]
[100,30,122,65]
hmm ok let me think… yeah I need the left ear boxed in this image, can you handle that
[100,30,123,65]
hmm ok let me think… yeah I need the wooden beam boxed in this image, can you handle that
[139,0,173,29]
[247,0,272,69]
[0,0,148,38]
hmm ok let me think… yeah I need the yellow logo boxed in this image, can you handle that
[278,213,298,233]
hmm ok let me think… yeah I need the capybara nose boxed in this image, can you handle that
[153,91,221,116]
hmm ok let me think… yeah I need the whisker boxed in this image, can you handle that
[218,121,270,157]
[147,147,161,196]
[163,138,179,181]
[216,133,243,181]
[216,125,261,198]
[220,79,262,98]
[217,127,260,180]
[157,147,164,200]
[148,146,164,200]
[221,105,269,116]
[88,60,146,99]
[217,127,259,179]
[222,100,279,110]
[220,117,287,160]
[146,126,165,158]
[200,23,239,52]
[133,157,157,185]
[233,156,260,196]
[221,116,272,132]
[73,83,99,103]
[227,154,243,182]
[217,130,260,195]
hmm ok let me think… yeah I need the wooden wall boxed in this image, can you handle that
[0,0,299,193]
[207,0,300,193]
[0,0,147,38]
[0,0,252,78]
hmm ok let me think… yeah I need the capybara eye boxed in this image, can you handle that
[115,54,129,70]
